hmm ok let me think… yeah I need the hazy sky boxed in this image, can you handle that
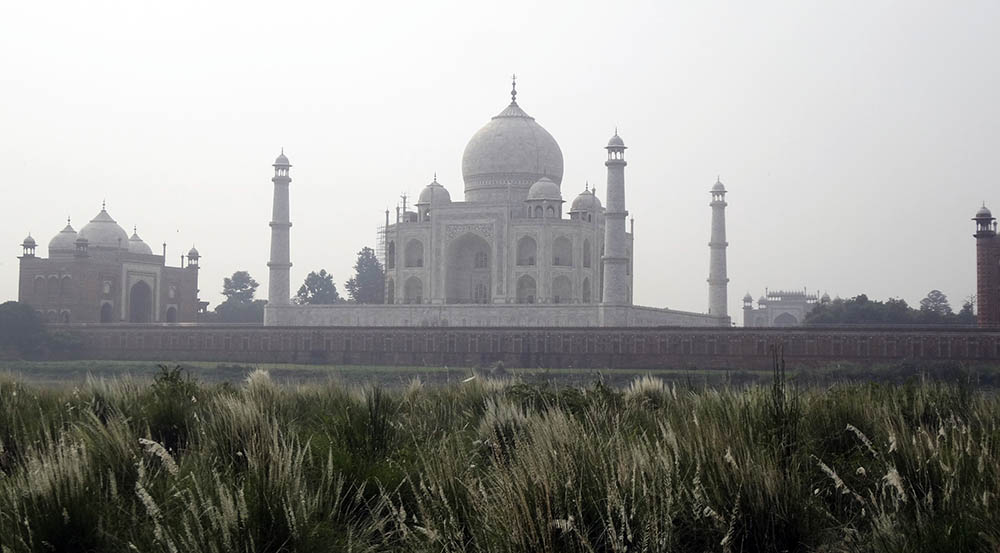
[2,0,998,323]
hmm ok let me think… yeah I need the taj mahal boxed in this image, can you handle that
[264,79,731,327]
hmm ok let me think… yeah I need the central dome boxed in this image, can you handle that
[461,92,563,204]
[79,207,129,251]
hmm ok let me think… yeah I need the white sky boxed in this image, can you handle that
[2,0,998,323]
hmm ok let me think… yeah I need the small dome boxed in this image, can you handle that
[526,177,562,202]
[570,186,602,212]
[712,177,726,192]
[743,292,753,302]
[758,296,767,304]
[416,178,452,206]
[821,292,831,302]
[48,221,78,256]
[975,204,992,219]
[274,150,290,166]
[79,207,129,250]
[22,234,36,247]
[188,246,200,258]
[607,133,625,148]
[128,229,153,255]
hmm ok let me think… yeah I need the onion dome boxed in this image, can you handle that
[79,206,129,250]
[743,292,753,303]
[462,79,564,203]
[975,204,992,219]
[22,234,36,247]
[758,295,767,305]
[526,177,562,202]
[48,220,78,256]
[712,177,726,192]
[570,185,602,212]
[274,149,290,166]
[821,292,831,303]
[607,133,625,148]
[416,176,452,206]
[188,246,200,258]
[127,228,153,255]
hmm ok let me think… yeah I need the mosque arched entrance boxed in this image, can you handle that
[128,281,153,323]
[445,233,491,304]
[774,312,798,326]
[100,302,113,323]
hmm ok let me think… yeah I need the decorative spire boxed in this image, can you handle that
[511,73,517,103]
[66,216,70,225]
[585,181,589,192]
[102,199,106,210]
[433,171,437,182]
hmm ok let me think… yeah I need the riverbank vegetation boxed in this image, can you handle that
[1,364,998,552]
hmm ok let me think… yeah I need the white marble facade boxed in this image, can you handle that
[265,81,728,328]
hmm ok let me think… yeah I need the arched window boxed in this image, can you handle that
[100,302,113,323]
[547,205,555,217]
[534,205,543,218]
[582,277,591,303]
[516,275,537,304]
[583,239,592,268]
[404,276,423,304]
[48,276,58,298]
[552,236,573,266]
[386,278,395,304]
[474,282,488,304]
[474,250,488,269]
[33,276,44,296]
[165,306,177,323]
[552,276,571,304]
[60,276,72,299]
[386,241,396,269]
[404,240,424,268]
[517,236,537,266]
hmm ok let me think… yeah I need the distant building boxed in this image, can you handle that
[17,205,203,323]
[264,79,731,327]
[973,204,999,326]
[742,288,827,327]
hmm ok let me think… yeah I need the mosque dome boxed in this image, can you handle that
[79,207,129,250]
[22,235,36,247]
[743,292,753,302]
[48,221,78,256]
[570,186,602,212]
[821,292,831,303]
[607,133,625,148]
[188,246,200,258]
[462,85,564,203]
[416,177,452,205]
[526,177,562,202]
[758,295,767,305]
[712,178,726,192]
[274,150,290,166]
[976,204,992,219]
[128,229,153,255]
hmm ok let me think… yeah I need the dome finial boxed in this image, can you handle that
[511,73,517,103]
[585,181,589,192]
[102,199,106,210]
[433,171,437,182]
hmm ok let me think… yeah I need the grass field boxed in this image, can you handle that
[3,358,1000,389]
[1,361,999,552]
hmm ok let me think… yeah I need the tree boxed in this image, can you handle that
[918,289,953,323]
[295,270,341,304]
[215,271,265,323]
[957,297,976,325]
[222,271,259,304]
[345,247,385,304]
[0,301,45,355]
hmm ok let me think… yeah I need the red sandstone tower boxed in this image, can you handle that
[974,204,999,327]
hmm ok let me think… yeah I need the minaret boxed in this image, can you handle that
[601,131,628,319]
[708,177,729,323]
[267,150,292,306]
[973,204,998,326]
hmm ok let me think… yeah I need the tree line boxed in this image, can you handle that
[804,290,976,326]
[208,247,384,323]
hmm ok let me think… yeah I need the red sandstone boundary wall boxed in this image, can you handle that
[60,324,1000,370]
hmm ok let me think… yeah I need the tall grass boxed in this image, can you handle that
[0,365,998,552]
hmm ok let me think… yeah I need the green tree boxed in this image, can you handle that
[222,271,259,303]
[345,247,385,304]
[295,270,341,304]
[0,301,45,355]
[957,297,976,325]
[919,289,953,316]
[215,271,265,323]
